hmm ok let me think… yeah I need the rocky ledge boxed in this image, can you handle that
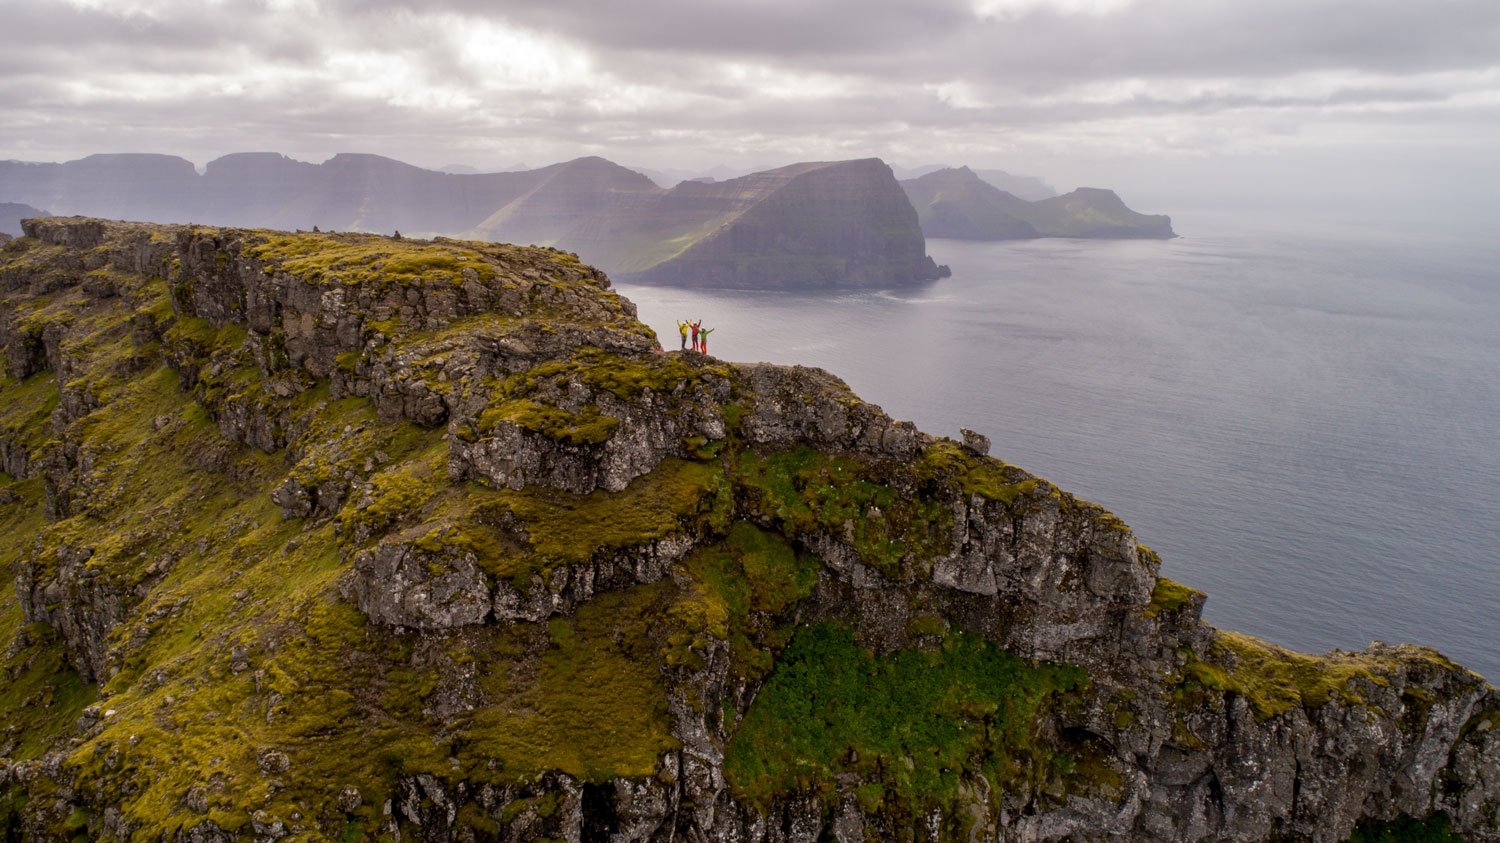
[0,218,1494,842]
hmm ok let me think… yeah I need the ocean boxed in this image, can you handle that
[615,212,1500,680]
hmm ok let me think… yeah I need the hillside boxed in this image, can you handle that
[0,219,1494,842]
[1,154,943,289]
[901,167,1176,240]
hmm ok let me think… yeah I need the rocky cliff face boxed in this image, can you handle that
[0,218,1494,843]
[901,167,1176,240]
[618,159,946,289]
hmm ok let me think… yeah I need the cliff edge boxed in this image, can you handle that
[0,218,1493,842]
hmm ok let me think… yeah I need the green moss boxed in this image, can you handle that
[485,460,725,584]
[917,440,1047,505]
[463,584,680,780]
[685,522,817,618]
[1143,577,1201,619]
[0,621,95,761]
[164,315,246,355]
[0,371,61,451]
[724,623,1087,816]
[734,447,950,578]
[577,349,731,400]
[906,613,949,637]
[245,232,500,291]
[477,399,620,446]
[1172,632,1461,721]
[341,450,448,540]
[1460,706,1500,740]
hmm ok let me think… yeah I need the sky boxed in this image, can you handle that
[2,0,1499,219]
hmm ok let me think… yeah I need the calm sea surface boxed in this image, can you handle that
[614,213,1500,680]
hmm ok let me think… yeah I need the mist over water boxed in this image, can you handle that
[617,214,1500,680]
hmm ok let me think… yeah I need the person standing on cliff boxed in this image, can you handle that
[676,320,690,351]
[699,326,714,355]
[691,320,702,352]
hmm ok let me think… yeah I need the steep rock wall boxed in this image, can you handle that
[626,159,946,289]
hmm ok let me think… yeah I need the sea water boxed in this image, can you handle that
[615,213,1500,680]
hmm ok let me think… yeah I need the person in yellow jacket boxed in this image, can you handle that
[676,320,690,350]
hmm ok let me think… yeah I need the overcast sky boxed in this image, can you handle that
[3,0,1498,218]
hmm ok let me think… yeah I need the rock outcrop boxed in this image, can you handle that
[0,219,1493,843]
[901,166,1176,240]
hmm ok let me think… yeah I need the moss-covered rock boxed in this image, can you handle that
[0,218,1494,843]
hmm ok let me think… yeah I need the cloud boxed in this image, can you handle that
[0,0,1496,188]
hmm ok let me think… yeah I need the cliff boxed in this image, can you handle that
[594,159,947,289]
[0,218,1494,843]
[2,154,945,289]
[901,167,1176,240]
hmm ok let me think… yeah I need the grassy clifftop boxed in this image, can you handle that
[0,219,1492,843]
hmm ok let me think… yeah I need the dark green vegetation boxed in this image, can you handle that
[1344,814,1467,842]
[900,166,1175,240]
[725,624,1086,820]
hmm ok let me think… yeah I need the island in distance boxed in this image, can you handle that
[901,165,1175,240]
[0,202,51,239]
[0,153,1171,289]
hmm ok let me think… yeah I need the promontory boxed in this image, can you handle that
[0,218,1493,842]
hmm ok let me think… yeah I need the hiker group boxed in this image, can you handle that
[676,320,715,354]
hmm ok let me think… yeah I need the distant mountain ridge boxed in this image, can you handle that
[893,164,1058,202]
[0,153,944,288]
[901,166,1174,240]
[0,202,51,237]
